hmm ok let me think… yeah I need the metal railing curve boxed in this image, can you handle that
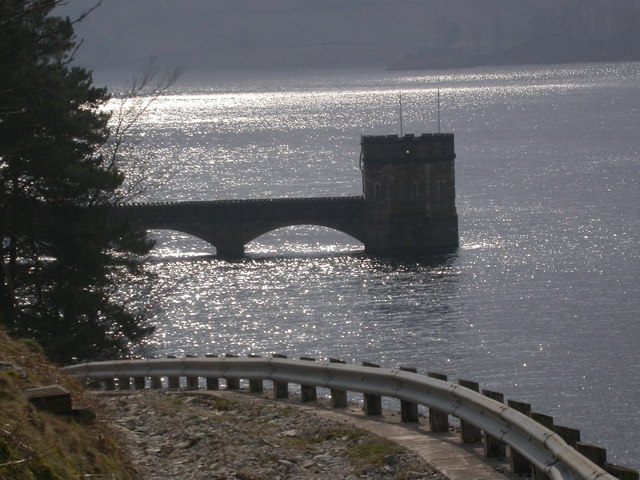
[64,357,616,480]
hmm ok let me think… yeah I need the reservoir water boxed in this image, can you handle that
[109,62,640,468]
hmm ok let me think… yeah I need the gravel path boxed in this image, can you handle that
[95,390,447,480]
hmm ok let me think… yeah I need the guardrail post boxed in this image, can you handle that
[204,354,219,390]
[329,358,348,408]
[272,354,289,399]
[459,379,482,442]
[607,464,640,480]
[119,377,131,390]
[362,362,382,416]
[133,376,146,390]
[224,354,240,390]
[248,354,264,393]
[87,379,102,390]
[530,412,554,480]
[399,367,419,423]
[167,355,180,389]
[576,442,607,469]
[553,424,581,448]
[428,372,449,432]
[185,354,199,390]
[150,374,162,390]
[300,357,318,402]
[104,378,115,391]
[481,389,506,457]
[507,399,533,474]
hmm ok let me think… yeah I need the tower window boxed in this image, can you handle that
[436,180,446,201]
[399,183,418,202]
[374,182,383,201]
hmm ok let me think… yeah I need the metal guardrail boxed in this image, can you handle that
[64,357,620,480]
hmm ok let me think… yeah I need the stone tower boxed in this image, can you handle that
[361,133,459,255]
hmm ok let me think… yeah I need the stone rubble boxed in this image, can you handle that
[95,390,448,480]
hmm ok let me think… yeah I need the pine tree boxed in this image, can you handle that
[0,0,155,363]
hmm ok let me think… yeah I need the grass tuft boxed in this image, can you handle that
[346,434,405,466]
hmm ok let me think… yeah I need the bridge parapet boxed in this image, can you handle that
[123,196,365,210]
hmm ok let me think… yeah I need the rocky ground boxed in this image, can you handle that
[95,390,448,480]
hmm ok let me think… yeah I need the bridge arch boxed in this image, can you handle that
[146,229,217,257]
[245,224,365,255]
[238,219,368,247]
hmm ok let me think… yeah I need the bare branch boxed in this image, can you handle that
[69,1,103,27]
[101,59,183,202]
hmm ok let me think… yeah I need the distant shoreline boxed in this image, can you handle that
[389,38,640,72]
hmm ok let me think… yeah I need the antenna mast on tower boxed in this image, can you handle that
[437,87,441,133]
[399,92,404,136]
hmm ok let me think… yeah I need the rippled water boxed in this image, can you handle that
[111,62,640,467]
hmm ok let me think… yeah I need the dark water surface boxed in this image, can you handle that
[109,62,640,467]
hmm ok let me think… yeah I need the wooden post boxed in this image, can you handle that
[607,464,640,480]
[224,354,240,390]
[133,376,146,390]
[329,358,348,408]
[247,354,263,393]
[531,412,554,480]
[481,389,506,457]
[459,379,482,442]
[428,372,449,432]
[553,425,581,448]
[185,354,199,390]
[531,412,554,428]
[362,362,382,416]
[104,378,115,391]
[300,357,317,402]
[204,353,219,390]
[272,354,289,399]
[130,355,144,388]
[399,367,419,423]
[167,355,180,390]
[576,442,607,469]
[507,399,533,474]
[186,376,199,389]
[87,379,102,390]
[150,376,162,390]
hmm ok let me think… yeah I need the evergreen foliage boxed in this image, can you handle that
[0,0,155,363]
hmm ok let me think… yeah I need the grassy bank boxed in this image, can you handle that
[0,328,137,480]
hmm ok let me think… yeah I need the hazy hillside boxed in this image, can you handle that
[58,0,640,71]
[390,0,640,70]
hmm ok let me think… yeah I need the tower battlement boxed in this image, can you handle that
[361,133,455,164]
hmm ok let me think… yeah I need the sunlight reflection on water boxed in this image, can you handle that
[119,62,640,467]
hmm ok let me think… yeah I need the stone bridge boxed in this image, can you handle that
[117,133,460,258]
[118,196,367,258]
